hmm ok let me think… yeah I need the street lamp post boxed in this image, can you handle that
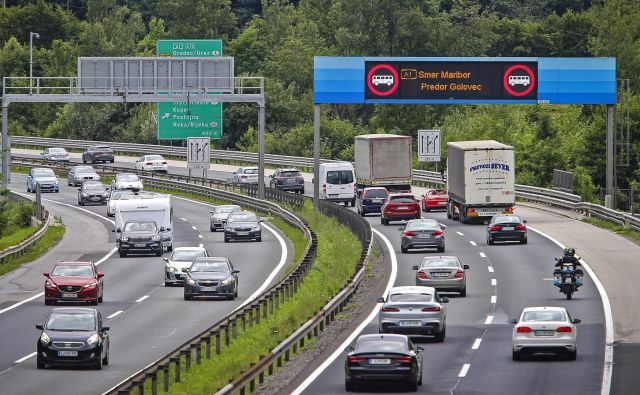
[29,32,39,95]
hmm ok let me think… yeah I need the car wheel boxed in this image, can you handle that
[119,251,127,258]
[224,235,230,243]
[183,294,192,301]
[434,327,445,343]
[401,245,407,253]
[487,237,494,245]
[94,354,103,370]
[44,299,52,306]
[167,245,173,252]
[408,377,419,391]
[210,226,215,232]
[36,355,45,369]
[423,206,430,212]
[512,350,522,361]
[90,298,98,306]
[68,180,72,186]
[460,288,467,297]
[345,379,355,392]
[256,236,262,242]
[155,249,162,257]
[227,294,235,301]
[568,348,577,361]
[418,368,423,385]
[98,294,103,303]
[437,246,445,253]
[235,285,238,297]
[102,347,109,366]
[351,198,355,207]
[110,159,114,163]
[82,158,87,164]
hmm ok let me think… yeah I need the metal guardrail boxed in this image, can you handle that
[0,192,50,264]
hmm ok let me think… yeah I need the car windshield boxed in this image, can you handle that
[421,258,460,268]
[146,155,164,161]
[494,216,522,224]
[124,222,157,232]
[243,168,259,175]
[76,167,95,174]
[33,169,55,177]
[390,195,415,203]
[388,293,433,303]
[364,189,388,198]
[429,190,447,196]
[52,265,93,277]
[96,146,112,152]
[190,261,229,273]
[215,206,240,214]
[355,339,407,353]
[83,183,104,190]
[407,220,439,230]
[522,311,567,322]
[171,250,206,262]
[118,174,139,182]
[326,170,353,185]
[228,213,257,223]
[280,170,301,177]
[50,148,66,153]
[46,313,95,331]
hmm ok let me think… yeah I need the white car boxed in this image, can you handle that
[112,173,143,191]
[232,167,259,185]
[106,189,135,217]
[135,155,168,173]
[40,147,70,162]
[511,306,580,361]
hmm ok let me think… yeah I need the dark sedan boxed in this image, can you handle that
[36,307,109,369]
[269,168,305,194]
[486,214,528,245]
[78,181,109,206]
[82,145,114,164]
[344,334,423,392]
[183,257,240,300]
[224,211,263,242]
[44,261,104,305]
[356,187,389,216]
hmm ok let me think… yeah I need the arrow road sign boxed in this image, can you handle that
[418,129,440,162]
[187,137,211,169]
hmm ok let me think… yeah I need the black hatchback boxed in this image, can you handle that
[36,307,110,369]
[486,214,528,245]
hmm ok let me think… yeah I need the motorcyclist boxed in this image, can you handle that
[555,247,581,271]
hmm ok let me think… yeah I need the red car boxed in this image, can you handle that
[421,189,448,212]
[44,261,104,305]
[381,194,421,225]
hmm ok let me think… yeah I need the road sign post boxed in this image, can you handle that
[418,129,441,162]
[187,137,211,170]
[156,40,223,140]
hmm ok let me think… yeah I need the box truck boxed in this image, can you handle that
[446,140,515,223]
[354,134,413,194]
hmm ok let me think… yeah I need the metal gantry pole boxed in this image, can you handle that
[606,104,615,208]
[1,102,9,189]
[29,32,39,95]
[258,102,266,200]
[313,104,320,208]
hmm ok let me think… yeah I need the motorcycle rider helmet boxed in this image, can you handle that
[563,247,571,255]
[570,248,576,256]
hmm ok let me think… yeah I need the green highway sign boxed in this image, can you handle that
[156,39,223,140]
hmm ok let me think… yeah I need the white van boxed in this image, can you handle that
[114,193,174,251]
[319,162,356,206]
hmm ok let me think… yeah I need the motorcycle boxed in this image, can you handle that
[553,261,583,300]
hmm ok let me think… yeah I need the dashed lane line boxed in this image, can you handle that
[135,295,149,303]
[488,266,494,273]
[479,252,486,258]
[470,241,477,246]
[490,295,497,304]
[107,310,123,319]
[491,279,497,286]
[456,231,464,236]
[458,364,471,378]
[14,352,36,364]
[485,315,494,325]
[472,339,482,350]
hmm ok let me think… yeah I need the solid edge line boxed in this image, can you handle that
[14,352,36,364]
[458,363,471,377]
[290,228,398,395]
[528,226,613,395]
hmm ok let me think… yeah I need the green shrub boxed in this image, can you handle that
[16,203,34,228]
[0,212,7,238]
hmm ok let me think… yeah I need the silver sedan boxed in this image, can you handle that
[163,247,208,286]
[400,219,445,253]
[377,286,448,342]
[209,205,242,232]
[412,256,469,296]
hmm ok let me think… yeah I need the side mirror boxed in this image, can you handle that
[344,346,353,353]
[463,264,470,270]
[181,268,189,273]
[43,272,50,277]
[163,258,168,262]
[232,269,240,274]
[523,220,528,224]
[97,272,104,278]
[102,326,110,331]
[412,265,419,270]
[439,297,449,303]
[376,297,385,303]
[572,318,581,324]
[35,324,44,330]
[116,228,121,233]
[416,345,424,352]
[509,319,518,325]
[160,227,166,232]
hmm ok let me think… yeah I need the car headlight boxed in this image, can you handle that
[120,236,129,242]
[253,226,261,232]
[221,277,234,286]
[81,193,88,197]
[53,180,59,185]
[187,278,196,286]
[151,235,160,241]
[40,332,50,344]
[45,281,56,289]
[83,282,98,289]
[166,265,176,272]
[86,333,100,346]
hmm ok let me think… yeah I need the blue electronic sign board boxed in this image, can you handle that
[314,57,616,105]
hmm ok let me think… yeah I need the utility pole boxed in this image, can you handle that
[29,32,40,95]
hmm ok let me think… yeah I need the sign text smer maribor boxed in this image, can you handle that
[365,61,538,100]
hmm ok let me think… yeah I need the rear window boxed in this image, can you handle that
[420,257,460,268]
[389,195,415,203]
[118,174,139,182]
[146,155,164,161]
[406,220,439,230]
[429,190,447,196]
[96,146,112,152]
[280,171,301,177]
[522,311,566,322]
[243,168,259,175]
[494,215,521,224]
[171,250,206,262]
[389,293,433,303]
[364,189,388,198]
[326,170,353,185]
[355,339,407,353]
[50,148,66,153]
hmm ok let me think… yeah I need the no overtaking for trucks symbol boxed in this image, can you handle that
[367,64,399,96]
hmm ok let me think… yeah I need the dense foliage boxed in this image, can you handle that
[1,0,639,200]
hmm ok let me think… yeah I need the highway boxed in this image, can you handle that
[0,173,288,395]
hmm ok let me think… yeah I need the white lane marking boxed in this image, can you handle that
[485,315,493,325]
[491,279,497,286]
[199,234,203,239]
[199,243,203,248]
[0,192,117,316]
[479,252,486,258]
[135,295,149,303]
[168,197,290,312]
[470,241,477,246]
[488,266,494,273]
[180,217,187,221]
[458,364,471,377]
[14,352,36,364]
[542,278,555,281]
[192,226,197,230]
[107,310,124,319]
[456,231,464,236]
[291,229,397,395]
[528,226,614,395]
[472,338,482,350]
[490,295,497,304]
[107,310,123,319]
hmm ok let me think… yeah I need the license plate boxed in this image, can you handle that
[200,287,215,292]
[134,243,146,247]
[237,231,249,236]
[438,201,446,205]
[62,293,77,298]
[369,358,391,365]
[328,194,338,198]
[502,226,514,231]
[154,167,163,170]
[373,199,383,203]
[91,197,100,201]
[397,206,409,210]
[58,351,78,357]
[431,272,449,277]
[534,330,555,336]
[399,320,422,327]
[416,234,430,239]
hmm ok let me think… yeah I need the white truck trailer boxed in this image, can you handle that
[354,134,413,194]
[446,140,515,224]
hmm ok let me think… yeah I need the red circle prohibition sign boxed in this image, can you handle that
[367,64,399,96]
[503,65,536,97]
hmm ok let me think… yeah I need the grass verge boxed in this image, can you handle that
[0,219,65,277]
[0,226,38,250]
[144,200,360,394]
[582,217,640,245]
